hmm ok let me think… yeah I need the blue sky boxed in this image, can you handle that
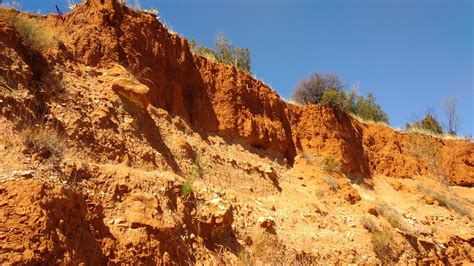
[13,0,474,136]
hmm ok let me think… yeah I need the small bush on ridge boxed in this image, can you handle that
[292,72,388,123]
[406,114,443,135]
[189,32,251,73]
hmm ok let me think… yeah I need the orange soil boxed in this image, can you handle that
[0,0,473,264]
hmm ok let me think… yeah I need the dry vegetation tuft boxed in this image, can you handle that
[10,15,57,52]
[376,203,412,233]
[181,153,206,196]
[361,215,380,233]
[417,185,472,218]
[320,156,341,172]
[360,214,394,262]
[19,124,66,164]
[371,228,393,261]
[324,175,340,191]
[409,134,444,179]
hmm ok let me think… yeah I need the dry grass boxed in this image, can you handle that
[19,124,66,165]
[371,228,393,261]
[417,185,472,218]
[350,113,391,128]
[301,151,315,162]
[315,189,325,199]
[324,175,340,191]
[238,231,319,265]
[361,215,380,233]
[361,213,394,262]
[190,45,218,62]
[10,15,57,52]
[350,111,472,142]
[282,97,303,107]
[238,232,287,265]
[376,203,412,233]
[406,127,471,141]
[319,156,341,172]
[409,134,444,179]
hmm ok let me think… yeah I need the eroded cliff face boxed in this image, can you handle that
[1,0,472,185]
[1,1,473,264]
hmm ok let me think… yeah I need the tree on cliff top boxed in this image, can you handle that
[292,72,389,123]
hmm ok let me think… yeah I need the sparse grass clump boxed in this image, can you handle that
[361,215,380,233]
[417,185,472,218]
[181,176,194,196]
[324,175,340,191]
[361,214,394,262]
[409,134,446,182]
[20,125,66,164]
[302,151,315,162]
[181,153,206,196]
[376,203,411,232]
[371,228,393,261]
[11,15,57,52]
[320,156,341,172]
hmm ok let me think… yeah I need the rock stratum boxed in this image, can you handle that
[0,0,473,264]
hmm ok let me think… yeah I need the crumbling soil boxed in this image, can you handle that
[0,0,473,264]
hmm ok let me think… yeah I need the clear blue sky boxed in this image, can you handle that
[14,0,474,136]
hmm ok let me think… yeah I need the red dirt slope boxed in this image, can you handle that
[1,0,473,185]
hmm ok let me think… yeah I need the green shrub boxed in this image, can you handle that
[188,33,252,73]
[181,176,194,196]
[320,89,348,110]
[292,73,344,104]
[406,114,443,135]
[181,153,206,196]
[292,72,388,123]
[348,91,388,123]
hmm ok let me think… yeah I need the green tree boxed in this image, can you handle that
[406,114,443,134]
[353,92,388,123]
[292,72,389,123]
[320,89,348,110]
[292,73,344,104]
[214,32,251,73]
